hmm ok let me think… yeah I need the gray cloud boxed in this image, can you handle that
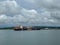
[25,0,60,24]
[0,0,22,15]
[0,0,41,25]
[0,0,60,26]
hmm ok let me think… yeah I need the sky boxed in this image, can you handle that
[0,0,60,27]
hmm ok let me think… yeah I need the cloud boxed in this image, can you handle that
[25,0,60,24]
[0,0,39,25]
[23,0,35,3]
[0,0,22,15]
[0,14,28,24]
[0,0,46,25]
[0,0,60,26]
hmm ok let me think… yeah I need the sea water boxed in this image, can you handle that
[0,30,60,45]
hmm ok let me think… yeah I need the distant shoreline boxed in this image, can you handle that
[0,28,13,30]
[0,26,60,30]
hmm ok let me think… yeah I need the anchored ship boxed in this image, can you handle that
[14,25,42,31]
[14,25,32,31]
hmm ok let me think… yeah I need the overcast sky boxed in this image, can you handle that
[0,0,60,27]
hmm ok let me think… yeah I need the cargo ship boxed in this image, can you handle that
[14,25,32,31]
[13,25,41,31]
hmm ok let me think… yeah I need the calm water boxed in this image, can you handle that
[0,30,60,45]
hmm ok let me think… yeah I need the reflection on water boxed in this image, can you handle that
[0,30,60,45]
